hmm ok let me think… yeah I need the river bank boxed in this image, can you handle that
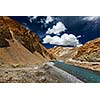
[46,62,83,83]
[66,59,100,72]
[0,63,60,83]
[0,62,82,83]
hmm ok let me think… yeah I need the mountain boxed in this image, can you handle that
[49,38,100,63]
[0,16,54,65]
[0,16,82,83]
[74,38,100,62]
[48,46,78,61]
[49,38,100,71]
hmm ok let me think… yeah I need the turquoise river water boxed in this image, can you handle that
[53,61,100,83]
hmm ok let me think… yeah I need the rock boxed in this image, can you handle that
[74,38,100,62]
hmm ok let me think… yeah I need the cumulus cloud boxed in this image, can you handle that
[43,33,80,46]
[45,16,54,24]
[82,16,100,21]
[46,22,66,35]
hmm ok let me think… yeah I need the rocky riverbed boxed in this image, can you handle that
[0,62,82,83]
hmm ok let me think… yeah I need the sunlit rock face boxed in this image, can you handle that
[74,38,100,62]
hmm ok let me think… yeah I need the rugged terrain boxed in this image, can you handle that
[73,38,100,62]
[48,46,78,61]
[0,63,64,83]
[1,16,100,82]
[49,38,100,71]
[0,16,62,83]
[0,16,54,65]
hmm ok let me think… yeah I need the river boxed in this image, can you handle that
[52,61,100,83]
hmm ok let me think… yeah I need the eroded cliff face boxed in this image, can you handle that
[0,16,54,64]
[74,38,100,62]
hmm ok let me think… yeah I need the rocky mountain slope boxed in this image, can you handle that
[49,38,100,71]
[49,38,100,63]
[48,46,78,61]
[0,16,54,65]
[74,38,100,62]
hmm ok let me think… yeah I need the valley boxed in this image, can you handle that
[0,16,100,83]
[49,40,100,72]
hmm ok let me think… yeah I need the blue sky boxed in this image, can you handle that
[10,16,100,48]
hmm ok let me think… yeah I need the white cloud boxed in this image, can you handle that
[43,35,53,44]
[45,16,54,24]
[82,16,100,21]
[46,22,66,35]
[28,16,38,23]
[40,19,44,23]
[76,44,83,47]
[77,35,81,38]
[33,16,38,19]
[43,33,80,46]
